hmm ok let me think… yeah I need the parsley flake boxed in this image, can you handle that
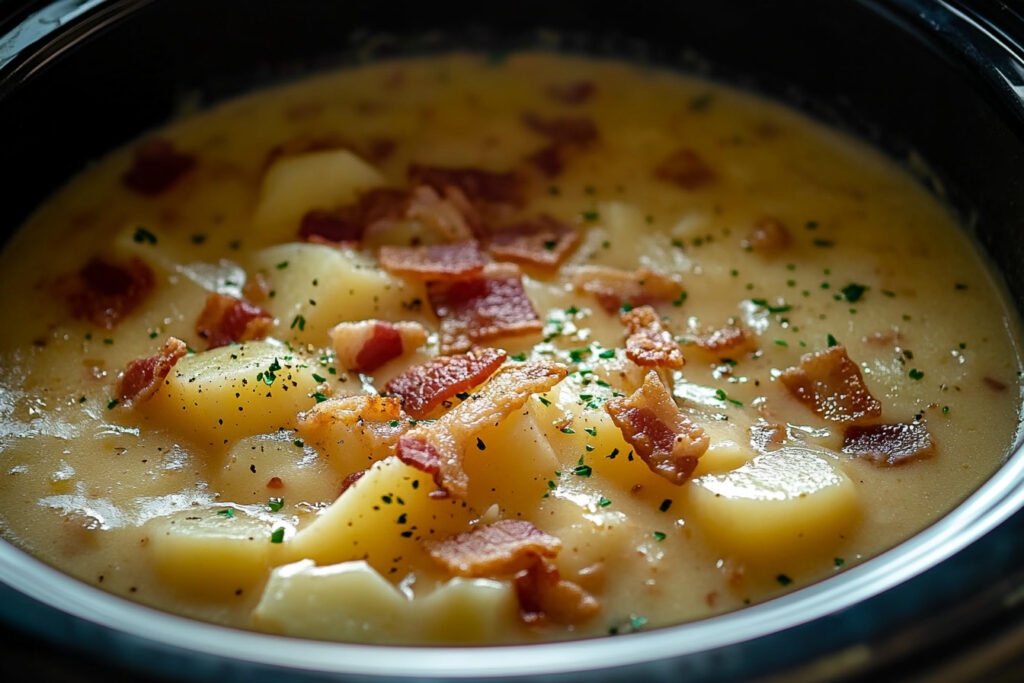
[270,527,285,543]
[132,227,157,245]
[267,498,284,512]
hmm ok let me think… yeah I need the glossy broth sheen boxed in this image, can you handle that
[0,53,1020,644]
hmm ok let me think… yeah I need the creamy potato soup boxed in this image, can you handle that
[0,52,1020,645]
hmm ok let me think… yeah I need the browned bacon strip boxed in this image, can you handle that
[195,293,273,350]
[330,320,427,373]
[396,361,566,496]
[427,263,542,354]
[842,422,934,466]
[122,139,196,195]
[385,347,507,419]
[408,164,524,206]
[545,81,595,105]
[298,188,408,245]
[571,265,684,315]
[339,469,367,495]
[425,519,561,576]
[515,558,600,625]
[522,113,599,146]
[488,215,580,268]
[655,148,715,189]
[779,345,882,423]
[118,337,188,404]
[621,305,684,369]
[378,241,485,280]
[689,324,758,358]
[64,257,155,329]
[606,371,709,484]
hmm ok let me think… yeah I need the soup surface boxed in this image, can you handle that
[0,52,1021,644]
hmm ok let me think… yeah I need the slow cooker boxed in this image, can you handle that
[2,0,1024,679]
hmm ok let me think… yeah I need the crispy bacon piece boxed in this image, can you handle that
[329,319,427,373]
[408,164,524,206]
[745,216,791,253]
[298,187,408,245]
[842,421,935,466]
[606,371,710,484]
[405,185,479,241]
[297,395,408,461]
[488,215,580,268]
[655,148,715,189]
[515,558,600,625]
[385,347,507,419]
[571,265,684,314]
[118,337,187,404]
[339,469,367,494]
[378,241,485,280]
[425,519,561,576]
[621,305,684,369]
[195,293,273,350]
[779,345,882,423]
[122,139,196,195]
[545,80,595,105]
[522,113,599,146]
[64,257,155,329]
[689,324,758,358]
[427,263,542,354]
[396,361,566,496]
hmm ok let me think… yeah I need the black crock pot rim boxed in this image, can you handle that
[1,0,1024,679]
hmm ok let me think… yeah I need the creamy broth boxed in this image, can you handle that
[0,52,1020,644]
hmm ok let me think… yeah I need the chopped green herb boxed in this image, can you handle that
[598,497,612,507]
[455,392,470,400]
[942,405,950,414]
[543,240,557,251]
[776,574,793,586]
[311,391,328,403]
[78,396,87,403]
[312,373,326,383]
[774,339,789,347]
[607,448,620,459]
[216,508,235,518]
[560,427,575,435]
[510,352,527,361]
[659,499,672,512]
[276,261,289,269]
[653,531,666,541]
[107,398,119,410]
[584,427,597,437]
[293,439,304,448]
[267,498,284,512]
[750,298,792,314]
[834,557,845,567]
[909,368,924,380]
[599,349,616,359]
[840,283,868,303]
[149,331,159,339]
[581,210,600,222]
[813,239,834,247]
[630,616,647,631]
[290,314,306,331]
[476,437,486,451]
[132,226,157,244]
[270,527,285,543]
[827,333,838,347]
[620,301,634,313]
[538,396,552,406]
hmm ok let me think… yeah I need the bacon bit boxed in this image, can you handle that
[842,422,935,466]
[571,265,684,315]
[118,337,187,404]
[297,395,408,461]
[405,185,478,241]
[427,263,542,354]
[621,305,684,369]
[527,144,565,178]
[339,469,367,494]
[690,324,758,358]
[385,348,507,419]
[398,361,567,496]
[655,148,715,189]
[425,519,561,576]
[329,320,427,373]
[606,371,710,484]
[64,257,155,329]
[488,215,580,268]
[195,293,273,350]
[515,558,600,625]
[779,345,882,423]
[749,421,785,451]
[408,164,524,206]
[378,241,485,280]
[122,139,196,195]
[522,113,599,146]
[545,80,596,105]
[266,476,285,489]
[984,376,1008,392]
[744,216,791,253]
[298,187,408,245]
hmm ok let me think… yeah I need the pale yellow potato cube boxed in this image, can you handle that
[686,446,860,561]
[286,457,473,575]
[145,340,321,446]
[215,432,341,506]
[144,508,278,600]
[248,243,427,345]
[252,149,387,240]
[411,576,520,644]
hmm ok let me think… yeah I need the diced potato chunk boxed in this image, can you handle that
[145,341,321,445]
[145,508,277,600]
[215,432,341,506]
[252,559,519,644]
[687,446,859,561]
[286,457,472,575]
[253,149,387,239]
[249,243,426,345]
